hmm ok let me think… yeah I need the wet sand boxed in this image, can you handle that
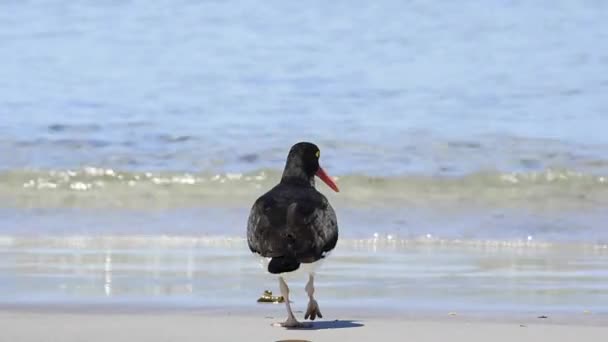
[1,309,606,342]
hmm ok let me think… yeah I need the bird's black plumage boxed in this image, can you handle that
[247,142,338,274]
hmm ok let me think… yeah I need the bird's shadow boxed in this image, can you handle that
[285,320,364,331]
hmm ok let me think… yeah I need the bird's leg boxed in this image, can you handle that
[273,276,310,328]
[304,273,323,320]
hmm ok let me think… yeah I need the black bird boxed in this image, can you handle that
[247,142,339,327]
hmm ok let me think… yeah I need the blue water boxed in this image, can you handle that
[1,0,608,173]
[1,0,608,314]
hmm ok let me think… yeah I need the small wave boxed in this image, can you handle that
[157,134,194,143]
[0,167,606,209]
[47,123,102,133]
[16,138,111,148]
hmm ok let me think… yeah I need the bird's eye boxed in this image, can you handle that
[315,151,320,158]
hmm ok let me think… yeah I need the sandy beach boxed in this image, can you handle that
[1,309,606,342]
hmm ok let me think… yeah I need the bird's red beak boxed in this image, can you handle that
[315,167,339,192]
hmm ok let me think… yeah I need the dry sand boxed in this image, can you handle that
[0,310,605,342]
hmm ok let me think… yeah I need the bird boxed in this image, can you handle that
[247,142,339,328]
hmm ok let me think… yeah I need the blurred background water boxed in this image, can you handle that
[1,0,607,314]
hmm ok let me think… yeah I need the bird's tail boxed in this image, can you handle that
[268,256,300,274]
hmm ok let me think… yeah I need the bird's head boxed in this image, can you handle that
[281,142,339,192]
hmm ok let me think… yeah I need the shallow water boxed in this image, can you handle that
[1,236,607,314]
[1,0,608,313]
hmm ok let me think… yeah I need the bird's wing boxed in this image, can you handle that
[312,202,338,255]
[286,199,338,258]
[246,199,268,254]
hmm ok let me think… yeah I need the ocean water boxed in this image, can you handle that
[1,0,608,315]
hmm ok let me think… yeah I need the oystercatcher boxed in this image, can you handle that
[247,142,339,327]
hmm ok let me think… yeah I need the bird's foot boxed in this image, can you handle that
[304,299,323,320]
[272,317,311,329]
